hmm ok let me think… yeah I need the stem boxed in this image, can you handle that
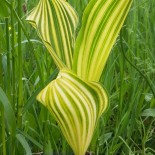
[5,18,11,100]
[1,105,6,155]
[10,1,16,155]
[11,0,16,111]
[0,51,2,89]
[17,0,23,129]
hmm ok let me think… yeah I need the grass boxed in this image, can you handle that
[0,0,155,154]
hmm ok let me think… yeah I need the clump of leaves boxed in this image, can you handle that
[27,0,133,154]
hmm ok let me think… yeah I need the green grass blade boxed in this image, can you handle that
[73,0,133,81]
[0,87,16,134]
[0,105,6,155]
[17,129,43,150]
[16,134,32,155]
[37,69,108,155]
[26,0,78,69]
[0,87,16,154]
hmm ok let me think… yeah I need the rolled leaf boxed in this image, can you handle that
[26,0,78,69]
[73,0,133,81]
[37,69,108,155]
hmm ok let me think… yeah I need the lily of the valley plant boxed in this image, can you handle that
[27,0,133,154]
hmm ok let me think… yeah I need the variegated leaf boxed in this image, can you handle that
[26,0,78,69]
[73,0,133,81]
[37,69,108,155]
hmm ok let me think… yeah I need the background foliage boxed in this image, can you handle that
[0,0,155,154]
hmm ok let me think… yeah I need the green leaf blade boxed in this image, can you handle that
[141,108,155,117]
[0,87,16,135]
[16,134,32,155]
[73,0,133,81]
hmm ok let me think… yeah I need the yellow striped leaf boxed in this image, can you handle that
[27,0,133,154]
[26,0,78,69]
[73,0,133,81]
[37,69,108,155]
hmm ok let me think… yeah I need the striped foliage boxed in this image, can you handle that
[37,69,108,155]
[27,0,133,154]
[26,0,78,69]
[73,0,133,81]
